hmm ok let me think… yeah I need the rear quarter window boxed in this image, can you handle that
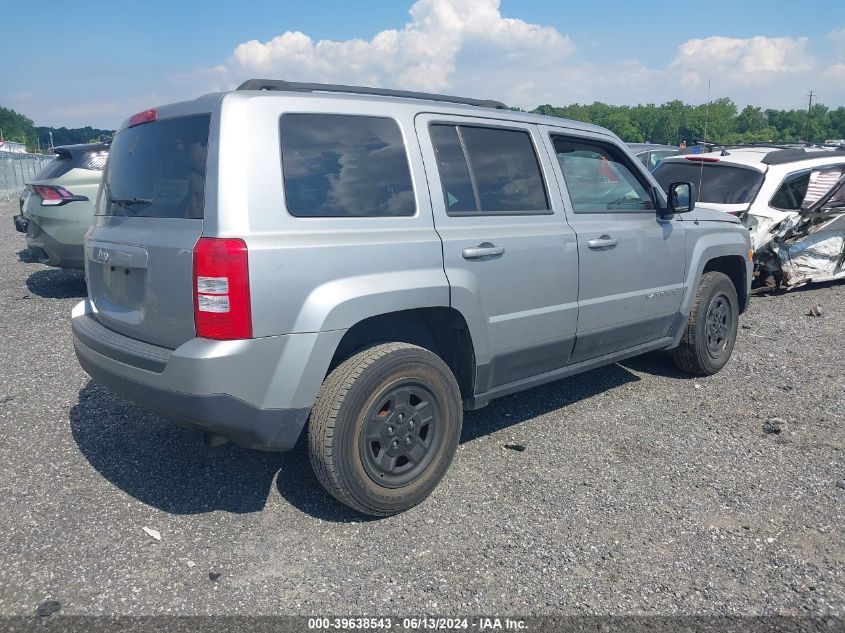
[280,113,415,218]
[771,166,845,210]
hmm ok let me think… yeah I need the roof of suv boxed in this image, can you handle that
[660,146,845,172]
[124,80,616,139]
[233,80,616,136]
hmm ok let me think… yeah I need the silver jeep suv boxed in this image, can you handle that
[72,80,752,515]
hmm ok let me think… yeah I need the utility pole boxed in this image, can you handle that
[805,90,815,144]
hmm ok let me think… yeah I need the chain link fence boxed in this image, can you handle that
[0,151,54,201]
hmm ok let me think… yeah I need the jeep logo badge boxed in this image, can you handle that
[95,248,110,263]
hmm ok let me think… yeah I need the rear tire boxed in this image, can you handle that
[308,343,462,516]
[672,271,739,376]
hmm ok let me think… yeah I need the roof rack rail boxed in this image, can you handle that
[693,140,804,150]
[236,79,509,110]
[693,140,845,151]
[761,147,845,165]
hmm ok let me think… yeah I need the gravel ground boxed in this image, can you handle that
[0,198,843,619]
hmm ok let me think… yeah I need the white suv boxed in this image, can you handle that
[654,147,845,289]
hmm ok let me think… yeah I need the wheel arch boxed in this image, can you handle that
[327,307,477,401]
[671,231,752,348]
[703,255,748,314]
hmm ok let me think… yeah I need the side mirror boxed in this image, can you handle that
[667,181,695,214]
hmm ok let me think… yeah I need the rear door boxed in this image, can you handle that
[86,113,211,349]
[542,128,686,363]
[415,114,579,392]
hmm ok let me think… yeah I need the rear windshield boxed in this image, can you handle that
[35,149,108,180]
[34,155,73,180]
[653,161,764,204]
[98,114,210,218]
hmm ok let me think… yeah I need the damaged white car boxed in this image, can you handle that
[654,146,845,290]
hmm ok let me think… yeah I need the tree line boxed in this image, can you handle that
[4,98,845,152]
[532,99,845,145]
[1,106,113,151]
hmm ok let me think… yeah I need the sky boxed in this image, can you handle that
[3,0,845,129]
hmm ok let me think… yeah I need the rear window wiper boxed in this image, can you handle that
[109,197,152,206]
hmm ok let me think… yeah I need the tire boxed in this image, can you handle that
[308,343,463,516]
[672,271,739,376]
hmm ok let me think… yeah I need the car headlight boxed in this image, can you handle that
[743,214,759,231]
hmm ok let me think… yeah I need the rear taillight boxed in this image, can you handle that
[193,237,252,340]
[128,108,157,127]
[33,184,86,206]
[684,156,720,163]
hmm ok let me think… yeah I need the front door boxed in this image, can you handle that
[541,128,686,363]
[415,114,579,392]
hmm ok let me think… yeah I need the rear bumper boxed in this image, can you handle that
[71,301,345,452]
[76,348,310,451]
[25,221,84,269]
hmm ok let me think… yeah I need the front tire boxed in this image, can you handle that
[308,343,462,516]
[672,271,739,376]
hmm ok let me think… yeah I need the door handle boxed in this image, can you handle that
[587,235,619,250]
[462,243,505,260]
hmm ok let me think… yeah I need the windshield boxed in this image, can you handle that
[653,161,764,205]
[98,114,210,218]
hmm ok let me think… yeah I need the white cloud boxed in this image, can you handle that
[824,63,845,79]
[12,2,844,129]
[224,0,573,96]
[829,27,845,54]
[669,36,814,87]
[212,3,841,112]
[660,35,834,108]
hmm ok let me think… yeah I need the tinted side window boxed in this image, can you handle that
[552,136,654,213]
[429,124,549,214]
[770,171,810,210]
[649,150,676,170]
[460,126,549,213]
[804,166,845,208]
[281,114,415,218]
[429,125,477,213]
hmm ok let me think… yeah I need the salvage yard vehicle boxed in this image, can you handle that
[71,80,752,516]
[15,143,109,269]
[653,146,845,290]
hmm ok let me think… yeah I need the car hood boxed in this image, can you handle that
[683,204,742,224]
